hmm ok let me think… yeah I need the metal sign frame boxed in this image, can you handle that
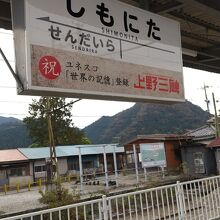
[11,0,184,103]
[140,142,167,168]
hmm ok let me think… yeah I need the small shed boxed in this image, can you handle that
[181,125,217,176]
[0,149,29,185]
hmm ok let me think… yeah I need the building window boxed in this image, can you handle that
[0,170,6,178]
[9,167,24,176]
[83,161,93,169]
[194,152,205,174]
[34,165,46,173]
[68,160,79,171]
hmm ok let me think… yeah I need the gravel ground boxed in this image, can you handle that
[0,174,134,216]
[0,188,45,215]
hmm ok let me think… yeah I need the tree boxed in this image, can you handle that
[23,97,89,147]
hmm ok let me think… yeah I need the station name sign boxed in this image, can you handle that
[11,0,184,102]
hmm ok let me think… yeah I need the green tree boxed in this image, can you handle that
[23,97,88,147]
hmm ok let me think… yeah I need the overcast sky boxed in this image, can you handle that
[1,28,220,129]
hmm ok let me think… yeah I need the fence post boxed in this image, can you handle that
[16,183,19,193]
[102,195,108,220]
[39,178,42,191]
[176,181,185,220]
[4,184,7,194]
[144,168,147,181]
[28,180,31,191]
[67,175,71,183]
[133,144,139,184]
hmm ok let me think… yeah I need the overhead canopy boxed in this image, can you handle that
[1,0,220,73]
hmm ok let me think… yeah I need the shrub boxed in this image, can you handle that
[39,187,80,208]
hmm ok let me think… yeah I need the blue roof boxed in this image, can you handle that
[18,147,66,160]
[18,144,124,160]
[57,144,124,156]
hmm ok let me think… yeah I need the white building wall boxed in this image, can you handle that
[9,176,33,186]
[32,158,68,179]
[34,159,47,179]
[34,159,46,166]
[58,158,68,175]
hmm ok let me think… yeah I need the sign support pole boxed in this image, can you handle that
[144,167,147,181]
[113,145,118,187]
[78,147,83,192]
[133,144,139,184]
[103,146,109,189]
[161,166,165,179]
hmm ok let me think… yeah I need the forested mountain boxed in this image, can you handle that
[0,116,20,125]
[84,101,211,144]
[0,101,211,148]
[0,118,32,149]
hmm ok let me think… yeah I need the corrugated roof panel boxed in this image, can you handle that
[18,147,66,160]
[0,149,28,163]
[57,144,124,156]
[18,144,124,159]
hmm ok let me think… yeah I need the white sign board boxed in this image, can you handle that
[140,142,166,168]
[11,0,184,102]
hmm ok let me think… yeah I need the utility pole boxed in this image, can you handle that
[46,97,59,191]
[212,93,220,137]
[46,97,81,191]
[203,84,210,113]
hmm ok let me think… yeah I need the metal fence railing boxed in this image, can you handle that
[1,175,220,220]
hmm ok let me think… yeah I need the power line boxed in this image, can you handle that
[0,112,102,117]
[72,115,102,117]
[0,31,13,35]
[0,86,16,88]
[0,100,31,104]
[0,112,27,116]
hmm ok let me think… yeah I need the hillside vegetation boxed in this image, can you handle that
[0,101,211,148]
[0,119,32,148]
[84,101,211,144]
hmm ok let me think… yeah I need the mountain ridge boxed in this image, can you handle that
[0,101,211,148]
[84,101,211,144]
[0,117,32,149]
[0,116,20,125]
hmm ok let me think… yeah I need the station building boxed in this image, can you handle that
[0,144,124,185]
